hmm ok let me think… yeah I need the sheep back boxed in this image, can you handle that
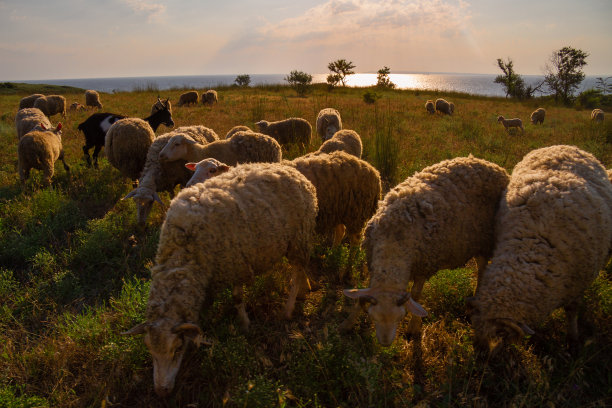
[435,98,454,115]
[200,131,282,165]
[105,118,155,180]
[225,125,252,139]
[15,108,52,139]
[591,109,604,122]
[177,91,198,107]
[202,90,218,105]
[19,94,44,110]
[85,90,103,109]
[256,118,312,150]
[33,95,66,117]
[317,129,362,158]
[316,108,342,141]
[530,107,546,124]
[18,129,64,183]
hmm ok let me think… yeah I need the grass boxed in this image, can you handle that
[0,83,611,407]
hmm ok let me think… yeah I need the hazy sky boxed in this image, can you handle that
[1,0,610,80]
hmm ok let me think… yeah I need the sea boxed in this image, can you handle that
[14,73,605,98]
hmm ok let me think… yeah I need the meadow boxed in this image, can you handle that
[0,83,610,407]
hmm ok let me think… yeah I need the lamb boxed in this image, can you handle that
[15,108,52,139]
[176,91,198,107]
[123,162,318,396]
[425,100,435,114]
[316,129,362,158]
[33,95,67,118]
[85,90,103,109]
[530,107,546,124]
[150,98,172,116]
[341,156,510,346]
[467,145,612,352]
[105,118,156,181]
[69,102,86,112]
[591,108,604,122]
[19,94,44,109]
[18,123,70,185]
[497,115,524,133]
[316,108,342,141]
[225,125,253,139]
[124,126,220,226]
[159,131,282,167]
[255,117,312,152]
[201,89,218,105]
[435,98,454,115]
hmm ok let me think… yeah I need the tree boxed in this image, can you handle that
[326,59,356,87]
[285,70,312,97]
[376,66,395,89]
[234,74,251,87]
[544,46,588,104]
[494,58,544,100]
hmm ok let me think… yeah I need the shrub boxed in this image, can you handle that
[285,70,313,97]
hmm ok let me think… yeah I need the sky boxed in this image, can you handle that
[1,0,611,81]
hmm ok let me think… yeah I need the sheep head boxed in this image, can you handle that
[254,120,269,132]
[323,124,338,141]
[343,287,427,346]
[185,158,230,187]
[159,134,195,162]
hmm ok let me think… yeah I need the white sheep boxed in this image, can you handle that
[85,90,103,109]
[425,100,435,114]
[435,98,454,115]
[256,118,312,152]
[530,107,546,124]
[342,156,510,346]
[316,108,342,141]
[123,162,318,396]
[176,91,198,107]
[18,94,44,110]
[201,89,218,105]
[18,123,70,185]
[15,108,52,140]
[497,115,524,133]
[105,118,156,182]
[468,145,612,352]
[69,102,86,112]
[33,95,67,118]
[316,129,362,158]
[591,108,604,122]
[224,125,252,139]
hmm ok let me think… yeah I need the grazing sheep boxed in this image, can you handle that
[159,131,282,167]
[176,91,198,107]
[435,98,454,115]
[591,108,604,122]
[425,100,435,114]
[342,156,510,346]
[150,98,172,116]
[317,129,362,158]
[105,118,156,181]
[123,162,318,396]
[85,90,103,109]
[201,89,218,105]
[15,108,52,139]
[255,118,312,152]
[18,123,70,185]
[69,102,86,112]
[530,107,546,124]
[124,126,219,225]
[468,145,612,352]
[19,94,44,109]
[316,108,342,141]
[497,116,524,133]
[33,95,67,118]
[225,125,252,139]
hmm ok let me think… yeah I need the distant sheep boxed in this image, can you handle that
[592,108,604,122]
[150,98,172,116]
[497,115,524,133]
[123,162,318,396]
[255,117,312,152]
[317,129,362,158]
[425,100,435,114]
[468,145,612,351]
[316,108,342,141]
[176,91,198,107]
[69,102,86,112]
[105,118,156,181]
[18,123,70,185]
[530,107,546,124]
[225,125,252,139]
[33,95,67,118]
[85,90,103,109]
[435,98,454,115]
[19,94,44,110]
[15,108,52,140]
[201,90,218,105]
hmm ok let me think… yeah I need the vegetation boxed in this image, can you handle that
[0,83,611,407]
[285,70,313,97]
[376,67,395,89]
[327,59,356,87]
[494,58,543,100]
[545,46,589,104]
[234,74,251,88]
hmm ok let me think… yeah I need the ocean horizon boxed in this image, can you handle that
[11,72,606,98]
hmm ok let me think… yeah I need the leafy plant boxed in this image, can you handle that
[234,74,251,87]
[285,70,313,97]
[376,66,396,89]
[326,59,356,87]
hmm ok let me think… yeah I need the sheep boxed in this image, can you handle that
[150,98,172,116]
[85,90,103,109]
[176,91,198,107]
[435,98,454,115]
[33,95,67,118]
[497,115,524,133]
[425,100,435,114]
[123,162,318,397]
[104,118,156,181]
[19,94,44,109]
[316,129,362,158]
[316,108,342,141]
[467,145,612,352]
[69,102,86,112]
[255,117,312,152]
[530,107,546,124]
[18,123,70,185]
[15,108,52,139]
[591,108,604,122]
[159,131,282,167]
[341,156,510,346]
[225,125,252,139]
[201,89,218,105]
[123,126,220,225]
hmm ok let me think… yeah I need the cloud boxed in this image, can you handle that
[122,0,166,22]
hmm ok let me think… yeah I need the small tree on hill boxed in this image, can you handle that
[544,46,588,104]
[376,66,395,89]
[327,59,356,87]
[234,74,251,87]
[285,70,312,97]
[494,58,544,100]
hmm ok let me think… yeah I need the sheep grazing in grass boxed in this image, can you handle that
[468,145,612,353]
[255,117,312,152]
[123,162,318,397]
[176,91,198,107]
[225,125,253,139]
[69,102,86,112]
[19,94,44,109]
[530,107,546,124]
[591,108,604,122]
[317,129,362,158]
[341,156,509,346]
[316,108,342,141]
[435,98,454,115]
[18,123,69,186]
[201,89,218,105]
[85,90,103,109]
[105,118,155,182]
[15,108,52,140]
[425,100,435,114]
[150,98,172,116]
[33,95,67,118]
[497,115,524,133]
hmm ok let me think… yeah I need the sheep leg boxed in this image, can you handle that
[331,224,347,247]
[232,284,250,331]
[565,301,581,353]
[284,265,308,319]
[406,277,426,336]
[42,165,54,186]
[59,152,70,173]
[474,255,488,290]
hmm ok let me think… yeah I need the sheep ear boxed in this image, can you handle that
[172,322,205,342]
[405,298,427,317]
[343,288,378,305]
[39,122,47,130]
[56,123,62,131]
[122,322,150,336]
[219,165,230,173]
[185,163,197,171]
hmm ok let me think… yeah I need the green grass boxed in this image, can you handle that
[0,84,610,407]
